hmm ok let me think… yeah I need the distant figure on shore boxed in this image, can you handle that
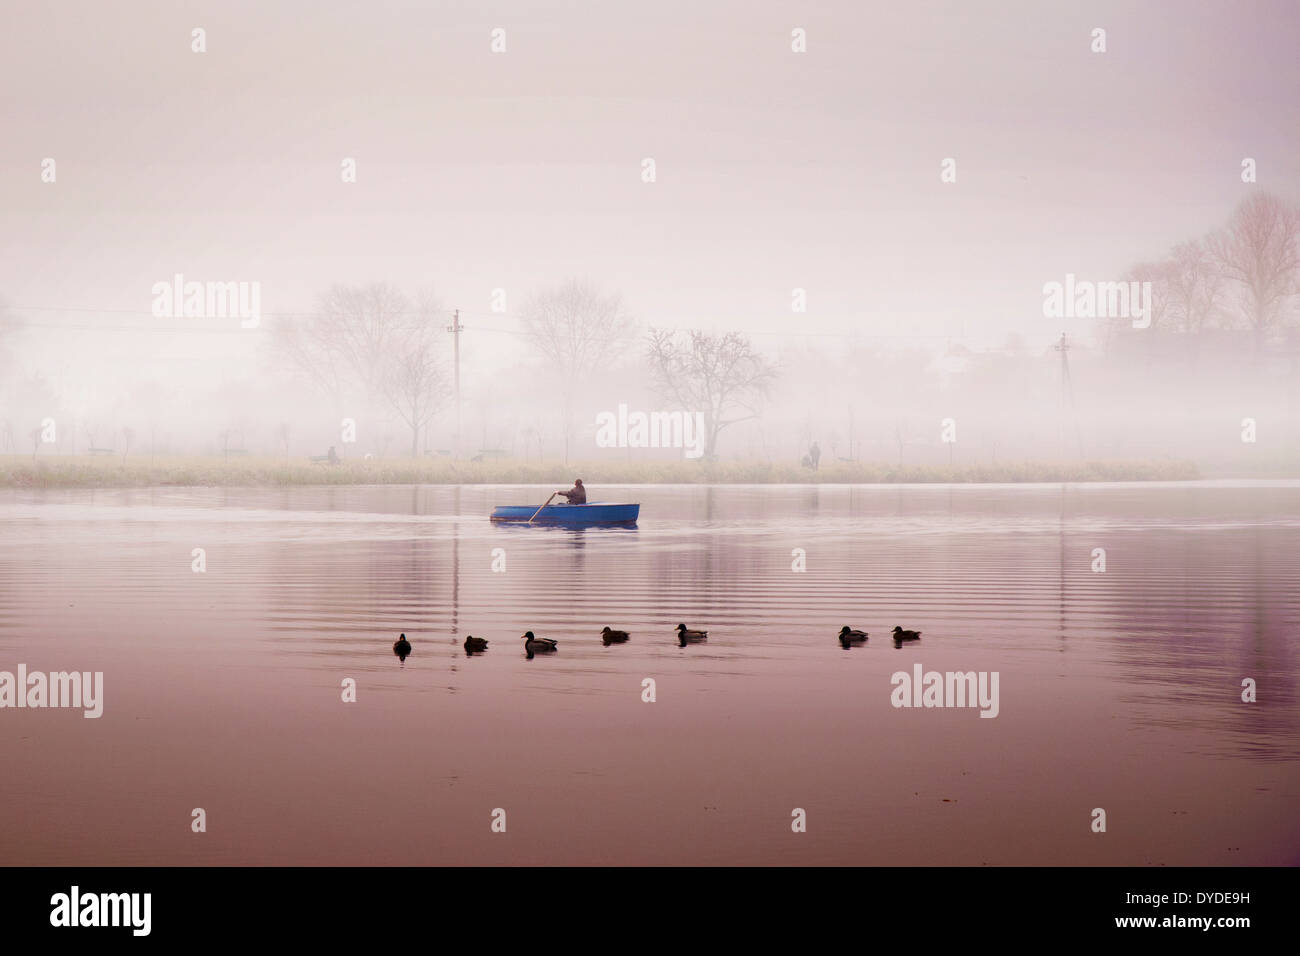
[328,445,340,465]
[809,441,821,470]
[557,478,586,504]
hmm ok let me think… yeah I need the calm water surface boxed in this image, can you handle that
[1,482,1298,865]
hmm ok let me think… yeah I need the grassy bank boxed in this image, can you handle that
[0,454,1204,488]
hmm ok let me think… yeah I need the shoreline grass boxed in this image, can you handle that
[0,454,1215,489]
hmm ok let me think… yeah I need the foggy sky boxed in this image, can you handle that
[1,0,1297,437]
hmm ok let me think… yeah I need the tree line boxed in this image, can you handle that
[1106,193,1299,359]
[271,278,778,460]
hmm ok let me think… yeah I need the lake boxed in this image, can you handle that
[1,481,1297,865]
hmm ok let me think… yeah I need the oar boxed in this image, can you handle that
[527,492,558,524]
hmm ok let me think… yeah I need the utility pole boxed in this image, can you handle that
[1054,332,1072,401]
[447,309,463,457]
[1054,331,1081,458]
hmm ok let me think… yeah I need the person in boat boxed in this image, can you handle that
[556,478,586,505]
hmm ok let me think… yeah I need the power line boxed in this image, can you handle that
[8,303,1005,344]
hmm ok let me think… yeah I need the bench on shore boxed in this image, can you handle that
[223,449,250,458]
[88,447,115,456]
[309,454,340,465]
[471,448,508,462]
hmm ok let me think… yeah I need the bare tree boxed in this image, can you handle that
[1129,260,1176,331]
[273,282,434,405]
[271,302,347,403]
[380,331,447,457]
[1167,238,1224,336]
[0,297,20,375]
[518,279,635,462]
[1103,259,1176,353]
[275,422,291,459]
[120,427,134,466]
[1207,193,1300,357]
[16,376,60,458]
[646,329,779,460]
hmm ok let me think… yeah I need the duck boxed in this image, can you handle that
[464,635,489,654]
[891,626,922,642]
[600,626,631,645]
[676,623,708,645]
[522,631,558,659]
[838,626,868,647]
[393,633,412,658]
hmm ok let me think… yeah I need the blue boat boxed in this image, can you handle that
[490,502,640,524]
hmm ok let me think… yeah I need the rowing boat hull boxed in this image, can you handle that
[490,502,640,524]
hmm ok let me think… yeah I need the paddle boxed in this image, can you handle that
[527,492,558,524]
